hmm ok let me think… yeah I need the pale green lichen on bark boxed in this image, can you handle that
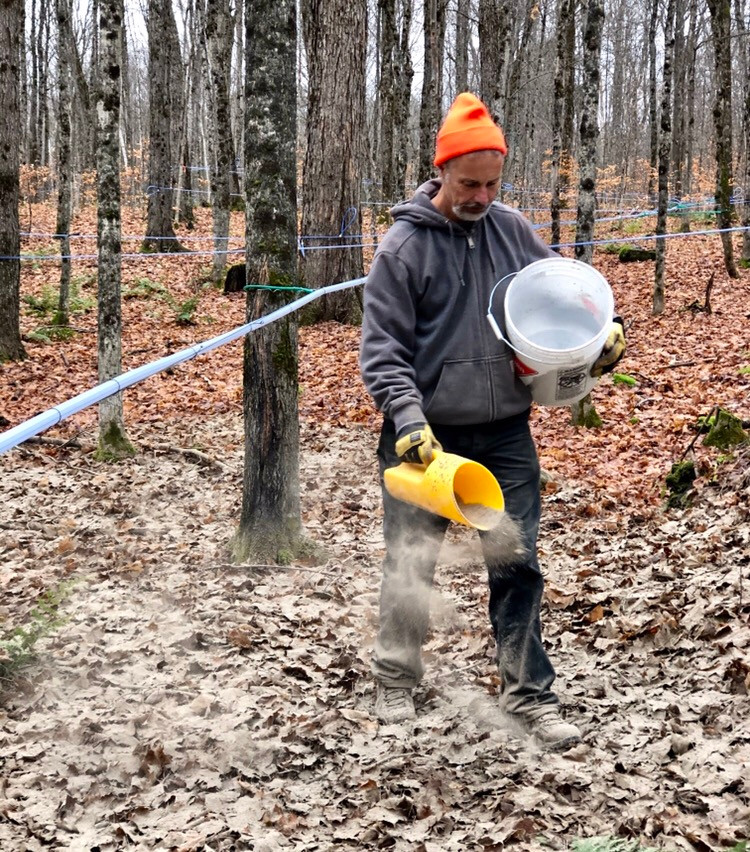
[95,420,136,461]
[272,321,298,385]
[230,524,327,566]
[570,395,603,428]
[702,408,748,450]
[665,460,696,509]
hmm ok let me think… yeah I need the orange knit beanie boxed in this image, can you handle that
[433,93,508,167]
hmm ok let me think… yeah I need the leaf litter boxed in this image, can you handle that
[0,214,749,850]
[1,414,748,851]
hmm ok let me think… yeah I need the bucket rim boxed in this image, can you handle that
[507,256,611,283]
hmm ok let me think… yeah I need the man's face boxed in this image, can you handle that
[438,150,505,222]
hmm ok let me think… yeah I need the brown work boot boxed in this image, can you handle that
[524,708,582,750]
[506,706,582,750]
[375,685,416,724]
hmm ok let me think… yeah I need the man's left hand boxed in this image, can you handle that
[590,319,626,377]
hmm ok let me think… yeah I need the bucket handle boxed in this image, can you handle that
[486,272,517,349]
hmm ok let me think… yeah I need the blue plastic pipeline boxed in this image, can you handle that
[0,277,366,456]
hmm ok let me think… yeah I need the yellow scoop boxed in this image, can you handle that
[384,450,505,530]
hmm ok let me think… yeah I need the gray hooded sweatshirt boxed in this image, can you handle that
[360,178,556,434]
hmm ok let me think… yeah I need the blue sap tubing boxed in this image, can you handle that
[0,278,366,456]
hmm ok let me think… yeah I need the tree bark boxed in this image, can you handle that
[706,0,738,277]
[478,0,511,127]
[454,0,469,94]
[735,0,750,261]
[571,0,604,427]
[231,0,244,188]
[68,19,95,170]
[676,0,696,233]
[0,0,26,363]
[646,0,658,206]
[502,0,539,187]
[684,0,697,208]
[378,0,397,200]
[671,0,687,231]
[120,16,133,161]
[236,0,310,564]
[393,0,414,200]
[38,0,52,167]
[653,0,676,316]
[417,0,445,184]
[55,0,73,326]
[518,0,548,199]
[574,0,604,266]
[300,0,367,322]
[206,0,236,282]
[27,0,40,165]
[551,0,575,249]
[176,0,199,229]
[96,0,134,458]
[143,0,185,252]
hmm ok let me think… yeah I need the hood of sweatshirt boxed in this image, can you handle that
[388,179,487,288]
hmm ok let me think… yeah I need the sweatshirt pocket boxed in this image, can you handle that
[425,355,532,424]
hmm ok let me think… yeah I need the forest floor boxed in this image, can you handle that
[0,205,749,851]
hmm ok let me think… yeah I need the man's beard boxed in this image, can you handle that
[452,203,491,222]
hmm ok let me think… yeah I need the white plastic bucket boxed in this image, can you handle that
[501,258,614,406]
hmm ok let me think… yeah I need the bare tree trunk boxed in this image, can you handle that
[38,0,52,167]
[69,22,95,170]
[236,0,309,564]
[206,0,235,283]
[684,0,697,204]
[393,0,413,199]
[96,0,134,458]
[647,0,658,206]
[371,1,382,191]
[671,0,688,231]
[175,5,192,228]
[0,0,26,363]
[418,0,445,184]
[574,0,604,265]
[28,0,40,165]
[654,0,677,315]
[706,0,739,278]
[571,0,604,428]
[143,0,185,252]
[519,0,548,200]
[454,0,469,93]
[177,0,199,229]
[55,0,73,326]
[231,0,244,186]
[478,0,511,126]
[18,4,27,165]
[735,0,750,261]
[551,0,575,249]
[378,0,397,200]
[502,1,539,186]
[120,16,133,160]
[300,0,366,322]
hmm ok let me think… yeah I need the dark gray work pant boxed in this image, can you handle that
[372,412,559,718]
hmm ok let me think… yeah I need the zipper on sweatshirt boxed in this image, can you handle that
[461,228,499,418]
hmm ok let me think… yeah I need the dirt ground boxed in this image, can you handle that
[1,412,748,852]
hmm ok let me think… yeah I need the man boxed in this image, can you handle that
[359,93,625,749]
